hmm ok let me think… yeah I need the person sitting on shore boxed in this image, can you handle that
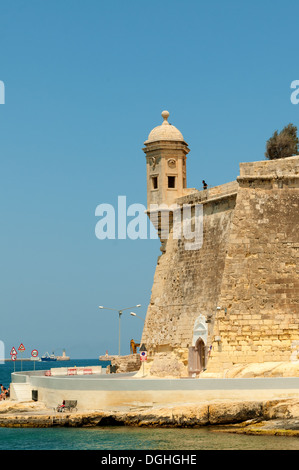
[57,400,66,412]
[1,387,8,400]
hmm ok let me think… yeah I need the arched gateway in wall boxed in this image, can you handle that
[188,315,207,376]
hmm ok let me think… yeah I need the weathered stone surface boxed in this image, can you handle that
[262,398,299,420]
[110,354,141,373]
[0,400,47,414]
[1,398,299,435]
[216,418,299,437]
[118,404,209,427]
[202,361,299,378]
[141,154,299,377]
[143,352,187,378]
[141,190,236,366]
[208,157,299,373]
[208,401,262,424]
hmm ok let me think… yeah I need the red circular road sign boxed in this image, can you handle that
[11,354,17,361]
[140,351,147,361]
[31,349,38,357]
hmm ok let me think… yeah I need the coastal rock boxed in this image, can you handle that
[217,418,299,437]
[1,398,299,435]
[208,401,263,424]
[110,354,141,373]
[117,404,209,427]
[262,399,299,420]
[0,401,47,414]
[201,361,299,379]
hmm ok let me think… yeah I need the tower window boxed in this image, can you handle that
[168,176,176,189]
[152,176,158,190]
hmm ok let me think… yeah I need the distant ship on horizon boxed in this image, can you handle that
[40,349,70,362]
[40,352,57,362]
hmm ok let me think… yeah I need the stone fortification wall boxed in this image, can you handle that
[206,155,299,373]
[142,155,299,377]
[110,354,141,373]
[177,180,238,205]
[141,182,237,375]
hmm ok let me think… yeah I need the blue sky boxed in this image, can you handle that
[0,0,298,358]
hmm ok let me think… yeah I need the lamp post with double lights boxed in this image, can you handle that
[99,304,141,356]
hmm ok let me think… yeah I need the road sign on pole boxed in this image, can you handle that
[11,353,17,372]
[18,343,25,371]
[31,349,39,370]
[140,349,147,377]
[10,347,17,356]
[140,351,147,361]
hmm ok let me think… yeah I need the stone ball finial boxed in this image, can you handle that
[161,110,170,124]
[144,110,184,143]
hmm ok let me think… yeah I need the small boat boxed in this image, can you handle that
[41,352,57,362]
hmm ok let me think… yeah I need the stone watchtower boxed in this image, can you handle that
[143,111,190,210]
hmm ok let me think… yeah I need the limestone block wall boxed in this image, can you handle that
[141,185,237,369]
[110,354,141,373]
[142,156,299,376]
[207,156,299,373]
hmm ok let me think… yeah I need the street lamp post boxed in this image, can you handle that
[99,304,141,356]
[130,312,145,322]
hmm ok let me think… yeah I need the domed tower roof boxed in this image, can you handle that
[144,110,185,144]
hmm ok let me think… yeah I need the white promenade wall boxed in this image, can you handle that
[10,370,299,411]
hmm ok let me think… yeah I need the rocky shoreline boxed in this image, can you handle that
[0,398,299,436]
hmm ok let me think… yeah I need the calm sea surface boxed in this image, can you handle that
[1,359,299,450]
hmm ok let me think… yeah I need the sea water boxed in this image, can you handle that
[0,359,298,450]
[1,425,299,450]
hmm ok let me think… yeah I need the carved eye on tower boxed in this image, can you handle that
[168,159,176,169]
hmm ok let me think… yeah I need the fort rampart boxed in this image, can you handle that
[141,156,299,377]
